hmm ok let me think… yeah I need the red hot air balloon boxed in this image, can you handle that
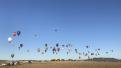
[13,32,17,37]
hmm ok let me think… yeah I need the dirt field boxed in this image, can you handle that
[1,61,121,68]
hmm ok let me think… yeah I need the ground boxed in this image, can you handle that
[1,61,121,68]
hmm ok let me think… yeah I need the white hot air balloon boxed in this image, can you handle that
[8,37,13,43]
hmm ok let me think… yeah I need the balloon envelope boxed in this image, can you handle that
[13,32,17,36]
[11,54,14,58]
[20,44,23,48]
[45,43,48,47]
[37,48,40,52]
[56,43,59,47]
[54,29,58,32]
[8,37,13,43]
[17,31,21,36]
[86,46,89,48]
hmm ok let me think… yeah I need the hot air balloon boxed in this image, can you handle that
[84,53,88,56]
[91,53,94,55]
[45,43,48,47]
[62,45,65,47]
[79,56,81,59]
[50,46,52,49]
[54,29,58,32]
[37,48,40,52]
[11,54,14,58]
[111,50,114,52]
[83,52,85,55]
[78,53,81,55]
[88,51,90,53]
[75,49,78,53]
[52,47,56,54]
[97,48,100,51]
[68,48,71,53]
[88,56,90,59]
[106,52,108,54]
[44,47,48,53]
[56,43,59,47]
[57,48,60,52]
[13,32,17,37]
[67,52,69,55]
[8,37,13,43]
[34,34,38,37]
[17,31,21,36]
[18,47,21,50]
[41,52,44,54]
[45,49,47,53]
[20,44,23,48]
[86,45,89,48]
[66,45,68,48]
[97,53,100,55]
[27,49,30,52]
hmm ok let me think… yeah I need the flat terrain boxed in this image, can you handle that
[1,61,121,68]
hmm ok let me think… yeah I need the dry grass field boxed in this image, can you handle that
[1,61,121,68]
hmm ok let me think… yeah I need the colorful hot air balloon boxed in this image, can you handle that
[13,32,17,37]
[8,37,13,43]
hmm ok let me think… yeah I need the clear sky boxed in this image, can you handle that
[0,0,121,60]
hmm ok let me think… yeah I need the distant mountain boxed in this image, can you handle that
[85,58,121,62]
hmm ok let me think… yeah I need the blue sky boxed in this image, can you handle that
[0,0,121,60]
